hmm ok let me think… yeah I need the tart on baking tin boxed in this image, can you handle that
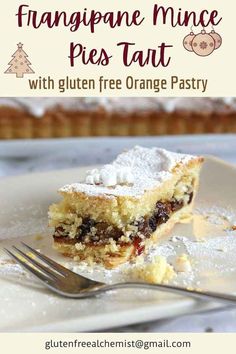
[49,146,204,268]
[0,97,235,139]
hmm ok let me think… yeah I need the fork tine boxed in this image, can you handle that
[4,248,54,285]
[21,242,80,278]
[12,246,60,280]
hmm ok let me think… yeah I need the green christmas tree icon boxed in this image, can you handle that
[5,43,34,78]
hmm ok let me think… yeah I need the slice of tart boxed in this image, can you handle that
[49,146,203,268]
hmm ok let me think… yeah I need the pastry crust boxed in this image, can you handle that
[49,146,204,269]
[0,97,235,139]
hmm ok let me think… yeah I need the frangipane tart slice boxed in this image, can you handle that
[49,146,203,269]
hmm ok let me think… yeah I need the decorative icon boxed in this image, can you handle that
[5,43,34,78]
[183,28,222,57]
[192,29,215,56]
[208,29,222,50]
[183,31,195,52]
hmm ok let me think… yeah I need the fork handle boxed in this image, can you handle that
[100,282,236,306]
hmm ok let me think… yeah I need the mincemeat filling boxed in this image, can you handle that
[53,192,193,246]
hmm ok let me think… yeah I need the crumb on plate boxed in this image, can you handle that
[128,255,176,284]
[175,254,192,272]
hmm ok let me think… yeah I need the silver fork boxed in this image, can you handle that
[4,243,236,305]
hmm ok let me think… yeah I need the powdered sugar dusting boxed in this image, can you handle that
[60,146,196,198]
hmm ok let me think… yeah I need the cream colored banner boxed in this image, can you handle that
[0,333,236,354]
[0,0,234,96]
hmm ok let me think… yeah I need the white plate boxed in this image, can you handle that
[0,157,236,332]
